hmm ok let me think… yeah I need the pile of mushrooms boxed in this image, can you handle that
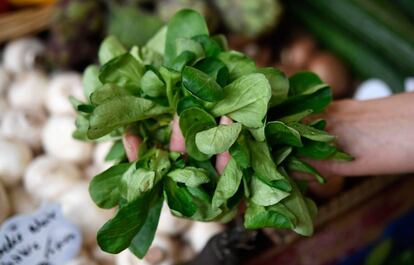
[0,38,224,265]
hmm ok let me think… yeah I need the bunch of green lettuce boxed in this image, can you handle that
[72,9,351,259]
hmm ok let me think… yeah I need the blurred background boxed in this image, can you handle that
[0,0,413,265]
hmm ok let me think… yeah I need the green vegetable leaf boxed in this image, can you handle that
[141,70,165,98]
[176,96,203,115]
[192,34,222,57]
[120,165,156,202]
[88,96,171,139]
[164,9,209,67]
[273,146,292,165]
[244,202,296,229]
[195,123,242,155]
[187,186,222,221]
[167,167,210,187]
[89,163,130,209]
[90,84,131,105]
[99,54,145,94]
[218,51,256,80]
[176,38,204,59]
[212,158,243,208]
[289,72,328,96]
[105,141,126,161]
[83,65,102,102]
[288,122,335,142]
[182,66,224,102]
[194,57,229,87]
[129,195,163,258]
[296,140,337,160]
[250,176,289,206]
[265,121,303,147]
[258,68,289,107]
[97,187,160,254]
[278,109,313,123]
[287,156,326,184]
[164,178,197,217]
[229,134,251,169]
[98,36,127,65]
[212,73,271,128]
[179,107,216,161]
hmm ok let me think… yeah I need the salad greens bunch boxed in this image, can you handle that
[72,9,351,259]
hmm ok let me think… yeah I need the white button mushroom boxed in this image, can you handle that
[354,79,392,101]
[0,137,33,187]
[46,72,85,116]
[3,37,45,74]
[42,116,93,164]
[157,203,192,236]
[405,77,414,92]
[24,155,82,201]
[57,182,114,246]
[0,98,9,121]
[0,66,11,96]
[184,222,225,252]
[9,186,40,214]
[7,71,48,111]
[116,250,149,265]
[0,180,11,222]
[1,109,46,150]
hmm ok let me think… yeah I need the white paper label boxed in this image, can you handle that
[0,204,81,265]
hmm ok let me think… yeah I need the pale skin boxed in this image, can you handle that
[122,92,414,178]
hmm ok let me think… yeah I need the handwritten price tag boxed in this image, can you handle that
[0,204,81,265]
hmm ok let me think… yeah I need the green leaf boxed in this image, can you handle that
[258,68,289,107]
[195,123,242,155]
[279,170,314,236]
[83,65,102,102]
[90,84,131,105]
[164,9,209,67]
[99,54,145,93]
[182,66,224,102]
[130,46,163,67]
[186,186,222,221]
[254,174,292,192]
[97,188,159,254]
[179,107,216,161]
[229,134,251,169]
[287,156,326,184]
[211,73,271,128]
[89,163,130,209]
[194,57,229,87]
[167,167,210,187]
[105,141,126,161]
[88,96,171,139]
[69,96,94,113]
[288,123,335,142]
[146,26,167,56]
[275,87,332,116]
[129,195,163,258]
[249,141,290,206]
[309,119,327,130]
[250,176,289,206]
[164,178,197,217]
[218,51,256,81]
[305,198,318,220]
[192,34,222,57]
[212,158,243,208]
[176,38,204,58]
[296,141,337,160]
[289,72,329,96]
[170,51,196,72]
[249,125,266,142]
[108,6,164,48]
[273,146,292,165]
[72,115,90,141]
[98,36,127,65]
[244,202,295,229]
[141,70,165,98]
[176,96,203,115]
[265,121,303,147]
[278,109,313,123]
[120,165,156,202]
[330,151,354,161]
